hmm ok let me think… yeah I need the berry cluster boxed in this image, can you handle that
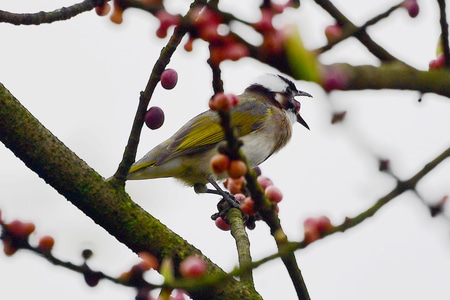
[209,162,285,231]
[0,210,207,299]
[95,1,299,65]
[0,211,54,256]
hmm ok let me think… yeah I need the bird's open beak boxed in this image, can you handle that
[295,90,312,130]
[296,90,313,98]
[296,114,310,130]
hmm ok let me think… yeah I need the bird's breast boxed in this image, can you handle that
[240,109,292,167]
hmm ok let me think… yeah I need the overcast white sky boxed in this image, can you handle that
[1,0,450,299]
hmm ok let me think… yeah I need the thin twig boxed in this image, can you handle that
[0,0,101,25]
[437,0,450,67]
[317,2,403,53]
[112,0,205,183]
[313,0,402,63]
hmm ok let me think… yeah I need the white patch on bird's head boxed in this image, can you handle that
[254,74,294,94]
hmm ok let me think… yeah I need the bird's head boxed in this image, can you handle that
[246,74,312,129]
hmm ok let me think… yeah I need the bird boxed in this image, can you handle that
[126,74,311,193]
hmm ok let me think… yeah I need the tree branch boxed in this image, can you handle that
[228,208,254,286]
[437,0,450,67]
[317,2,404,54]
[0,83,260,300]
[313,0,401,63]
[0,0,101,25]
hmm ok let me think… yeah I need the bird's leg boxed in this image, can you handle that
[206,174,241,208]
[194,175,241,207]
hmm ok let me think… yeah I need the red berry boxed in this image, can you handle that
[228,160,247,179]
[3,238,18,256]
[6,220,35,238]
[155,11,179,38]
[160,69,178,90]
[255,9,274,32]
[138,252,159,271]
[210,153,230,175]
[179,256,206,278]
[215,217,231,231]
[37,235,55,253]
[110,2,123,24]
[226,177,245,194]
[95,3,111,16]
[184,36,195,52]
[144,106,165,130]
[240,197,255,215]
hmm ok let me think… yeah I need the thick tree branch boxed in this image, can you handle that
[0,83,260,300]
[321,63,450,96]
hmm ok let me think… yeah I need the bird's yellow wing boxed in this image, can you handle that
[154,99,271,165]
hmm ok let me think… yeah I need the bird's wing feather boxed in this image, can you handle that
[154,99,271,165]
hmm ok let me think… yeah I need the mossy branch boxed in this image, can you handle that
[0,83,261,300]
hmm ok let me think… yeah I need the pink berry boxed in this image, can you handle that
[324,24,343,40]
[402,0,419,18]
[225,177,245,194]
[303,226,320,244]
[179,256,206,278]
[160,69,178,90]
[265,185,283,203]
[303,216,332,244]
[144,106,165,130]
[257,176,274,190]
[209,93,239,112]
[215,217,231,231]
[429,53,445,70]
[315,216,332,232]
[234,193,246,202]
